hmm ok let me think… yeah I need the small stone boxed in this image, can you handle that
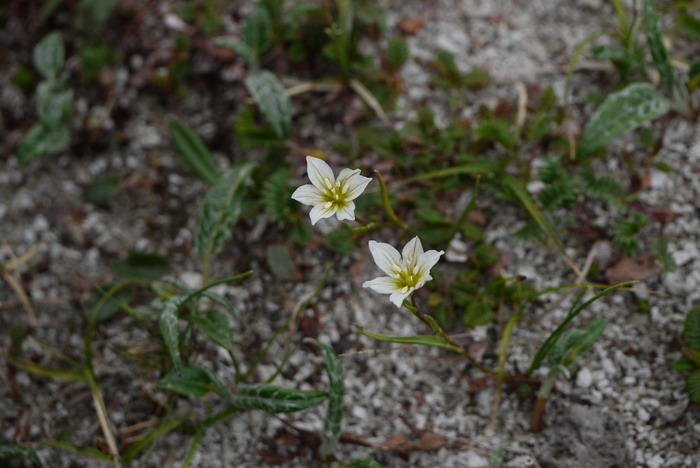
[576,368,592,388]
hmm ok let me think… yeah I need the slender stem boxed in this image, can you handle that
[227,349,242,383]
[375,170,409,231]
[180,270,253,307]
[341,221,378,233]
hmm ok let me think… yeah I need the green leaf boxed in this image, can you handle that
[160,299,181,371]
[84,173,120,208]
[386,36,409,70]
[243,6,273,55]
[262,169,294,223]
[671,357,696,372]
[159,367,212,396]
[200,291,236,317]
[17,123,71,164]
[0,440,43,467]
[77,0,117,29]
[233,106,281,148]
[356,327,460,352]
[231,383,327,413]
[244,70,291,140]
[579,83,669,157]
[193,309,232,350]
[351,459,381,468]
[684,307,700,351]
[37,82,73,127]
[643,0,686,102]
[676,9,700,40]
[323,227,354,253]
[475,120,516,149]
[195,163,255,264]
[33,32,64,79]
[265,244,298,280]
[170,119,221,185]
[682,347,700,367]
[214,38,258,68]
[548,318,607,369]
[526,282,634,376]
[112,252,171,280]
[306,339,345,458]
[688,369,700,403]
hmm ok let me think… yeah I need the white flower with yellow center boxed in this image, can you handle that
[291,156,372,225]
[363,236,444,308]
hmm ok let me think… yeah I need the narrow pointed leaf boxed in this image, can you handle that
[195,163,255,264]
[201,291,236,317]
[112,252,170,280]
[356,327,460,352]
[306,339,345,458]
[231,383,327,413]
[18,123,71,164]
[685,308,700,351]
[643,0,686,102]
[0,441,43,467]
[579,83,668,157]
[193,309,232,350]
[170,119,221,185]
[548,318,607,369]
[687,369,700,402]
[159,299,181,371]
[159,367,212,396]
[243,7,273,55]
[244,70,291,139]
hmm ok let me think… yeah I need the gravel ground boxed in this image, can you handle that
[1,0,699,467]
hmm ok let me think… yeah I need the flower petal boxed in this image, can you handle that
[291,184,324,206]
[415,249,445,279]
[401,236,424,271]
[368,240,402,276]
[306,156,335,191]
[309,203,337,225]
[335,201,356,221]
[362,276,400,294]
[337,169,372,201]
[389,289,412,308]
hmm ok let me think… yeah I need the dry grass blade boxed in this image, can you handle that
[349,78,390,125]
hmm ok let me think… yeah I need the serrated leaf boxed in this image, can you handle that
[193,309,232,350]
[159,367,212,396]
[160,299,181,371]
[170,119,221,185]
[671,357,696,372]
[214,38,258,69]
[307,339,345,458]
[0,440,43,467]
[33,32,64,79]
[243,7,273,55]
[17,123,71,164]
[244,70,291,140]
[548,318,607,369]
[579,83,669,157]
[356,327,460,352]
[112,252,171,280]
[684,307,700,351]
[195,163,255,264]
[688,369,700,402]
[643,0,686,102]
[231,383,327,413]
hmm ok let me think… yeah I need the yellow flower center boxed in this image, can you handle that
[322,180,348,209]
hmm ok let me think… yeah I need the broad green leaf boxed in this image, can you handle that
[643,0,686,102]
[527,282,635,376]
[170,119,221,185]
[37,82,73,127]
[688,369,700,402]
[231,383,327,413]
[17,123,71,164]
[159,367,212,396]
[159,299,181,371]
[213,38,258,69]
[33,32,64,79]
[195,163,255,264]
[193,309,232,350]
[0,440,43,467]
[112,252,171,280]
[548,318,607,369]
[684,307,700,351]
[307,339,345,458]
[243,6,273,55]
[579,83,668,157]
[356,327,460,352]
[244,70,291,140]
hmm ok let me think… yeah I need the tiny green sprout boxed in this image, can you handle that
[291,156,372,225]
[363,236,444,308]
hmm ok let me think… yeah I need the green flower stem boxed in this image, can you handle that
[341,221,378,233]
[531,370,559,432]
[181,270,253,307]
[374,170,409,231]
[405,297,496,376]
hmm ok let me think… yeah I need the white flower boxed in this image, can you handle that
[291,156,372,225]
[363,236,444,308]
